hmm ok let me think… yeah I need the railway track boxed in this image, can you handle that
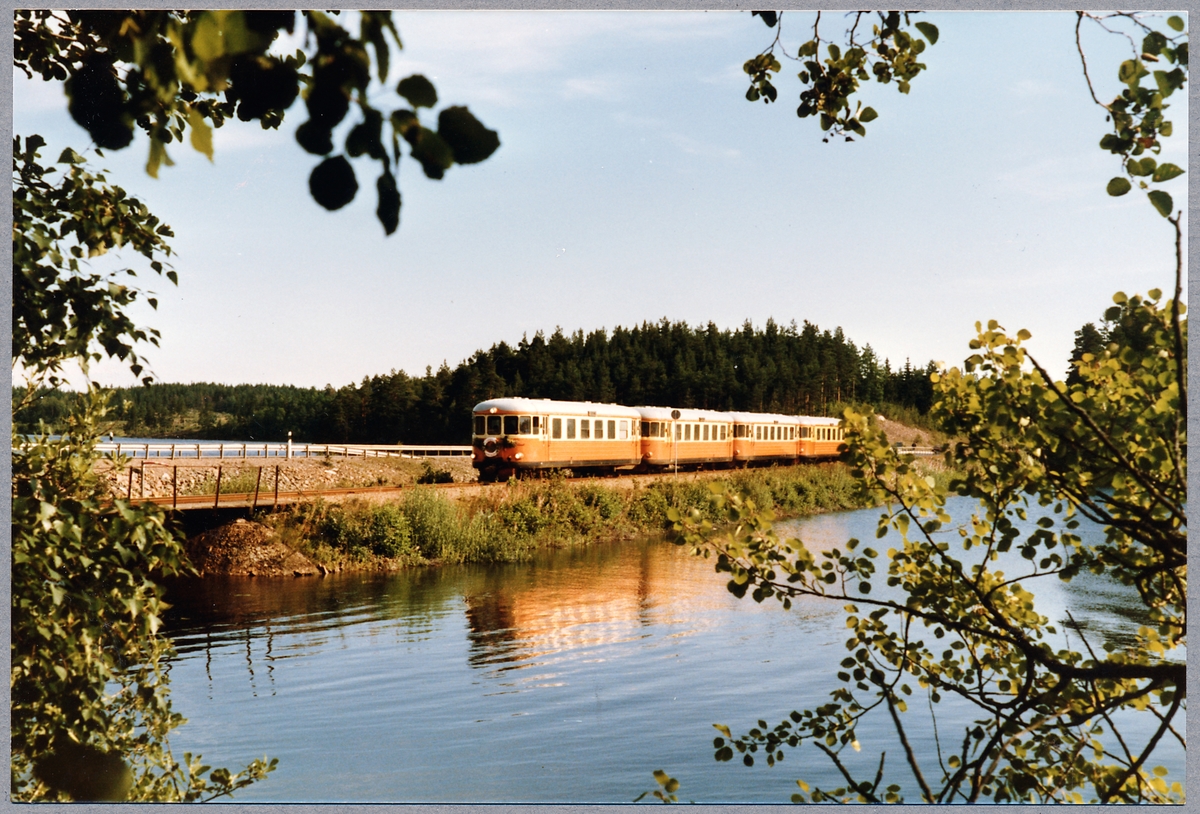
[103,480,471,511]
[108,461,877,511]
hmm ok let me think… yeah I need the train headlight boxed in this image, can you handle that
[514,452,524,460]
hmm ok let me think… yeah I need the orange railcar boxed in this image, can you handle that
[472,398,641,481]
[729,411,803,466]
[797,416,846,459]
[636,406,732,470]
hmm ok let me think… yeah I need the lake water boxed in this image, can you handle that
[160,500,1184,802]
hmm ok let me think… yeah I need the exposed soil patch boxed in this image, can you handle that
[874,415,941,448]
[185,519,322,577]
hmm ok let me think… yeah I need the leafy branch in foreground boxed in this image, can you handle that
[744,10,938,140]
[667,281,1184,803]
[12,134,175,398]
[1077,12,1187,217]
[14,10,500,234]
[11,392,278,801]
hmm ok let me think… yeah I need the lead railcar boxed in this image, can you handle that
[471,397,642,482]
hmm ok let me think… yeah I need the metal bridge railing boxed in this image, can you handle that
[86,442,472,460]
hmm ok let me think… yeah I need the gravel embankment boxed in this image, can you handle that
[97,454,476,500]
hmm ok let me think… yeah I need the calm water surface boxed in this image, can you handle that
[161,501,1183,802]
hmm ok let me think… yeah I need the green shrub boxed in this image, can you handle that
[281,500,418,561]
[416,462,454,484]
[401,488,463,560]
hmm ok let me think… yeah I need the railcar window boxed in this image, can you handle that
[701,425,708,441]
[474,416,485,435]
[552,418,562,439]
[533,416,540,433]
[580,419,590,439]
[608,420,616,439]
[721,426,727,440]
[567,418,576,440]
[619,420,628,440]
[519,416,532,435]
[683,424,690,441]
[504,416,518,435]
[642,421,650,437]
[487,416,502,435]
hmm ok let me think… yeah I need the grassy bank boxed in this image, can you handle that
[260,463,943,571]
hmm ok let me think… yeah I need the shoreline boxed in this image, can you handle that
[179,461,951,578]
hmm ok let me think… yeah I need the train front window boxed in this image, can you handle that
[504,416,519,435]
[474,416,485,435]
[487,416,502,435]
[642,421,650,437]
[519,416,532,435]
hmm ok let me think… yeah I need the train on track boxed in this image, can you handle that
[471,397,846,482]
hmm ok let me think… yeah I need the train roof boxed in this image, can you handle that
[472,398,641,418]
[634,406,732,421]
[795,415,842,426]
[727,411,802,424]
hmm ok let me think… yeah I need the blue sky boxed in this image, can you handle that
[13,10,1189,390]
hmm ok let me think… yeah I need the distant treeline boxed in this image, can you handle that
[14,319,935,444]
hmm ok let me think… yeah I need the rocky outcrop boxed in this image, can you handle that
[185,519,320,577]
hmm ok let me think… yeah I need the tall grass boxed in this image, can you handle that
[264,463,889,569]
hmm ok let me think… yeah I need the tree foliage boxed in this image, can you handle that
[13,102,275,808]
[11,395,277,801]
[1079,12,1188,217]
[14,9,500,234]
[744,10,938,140]
[12,135,175,397]
[652,13,1190,804]
[669,279,1185,802]
[15,320,937,444]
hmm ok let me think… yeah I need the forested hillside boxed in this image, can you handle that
[14,319,935,443]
